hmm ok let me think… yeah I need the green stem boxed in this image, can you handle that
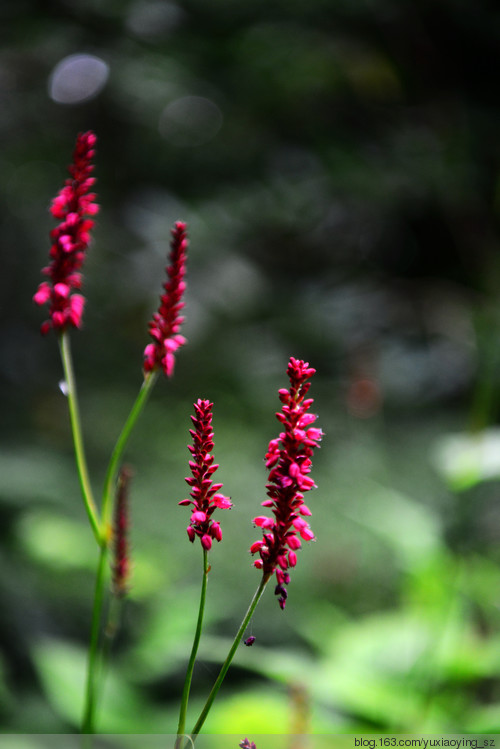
[81,371,158,732]
[95,588,125,727]
[101,370,159,540]
[188,573,271,742]
[176,548,209,747]
[82,542,108,734]
[58,332,100,544]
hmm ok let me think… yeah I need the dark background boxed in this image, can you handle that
[2,0,500,735]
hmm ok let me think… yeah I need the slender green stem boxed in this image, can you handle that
[188,573,271,742]
[80,371,158,731]
[82,542,108,734]
[94,587,125,728]
[176,548,209,746]
[101,370,159,540]
[58,332,100,544]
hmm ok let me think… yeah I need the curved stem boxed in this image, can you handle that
[188,573,271,742]
[58,332,100,544]
[101,370,159,541]
[176,548,209,747]
[82,542,108,734]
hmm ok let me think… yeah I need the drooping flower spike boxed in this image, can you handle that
[250,357,322,609]
[143,221,188,378]
[179,399,233,550]
[34,131,98,335]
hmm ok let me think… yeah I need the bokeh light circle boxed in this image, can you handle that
[48,54,109,105]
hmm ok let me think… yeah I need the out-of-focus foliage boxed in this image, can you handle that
[2,0,500,736]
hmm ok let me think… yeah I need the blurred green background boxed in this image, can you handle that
[2,0,500,736]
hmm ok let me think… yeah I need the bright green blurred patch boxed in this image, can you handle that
[202,688,291,734]
[433,428,500,491]
[16,511,96,571]
[345,481,443,569]
[129,584,208,680]
[31,637,172,732]
[31,638,86,727]
[466,702,500,733]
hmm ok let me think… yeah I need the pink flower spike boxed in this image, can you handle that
[181,399,231,550]
[249,357,322,608]
[143,221,188,377]
[34,131,98,335]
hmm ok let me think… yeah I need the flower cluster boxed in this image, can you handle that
[143,221,188,378]
[239,740,257,749]
[112,466,133,598]
[179,399,233,550]
[250,357,322,608]
[33,131,98,335]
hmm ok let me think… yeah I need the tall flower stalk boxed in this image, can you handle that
[34,132,100,541]
[34,133,190,735]
[34,134,323,742]
[101,221,189,533]
[177,400,231,745]
[83,221,189,734]
[82,224,188,732]
[187,358,322,742]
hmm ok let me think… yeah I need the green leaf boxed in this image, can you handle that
[433,428,500,491]
[31,637,171,732]
[16,511,96,571]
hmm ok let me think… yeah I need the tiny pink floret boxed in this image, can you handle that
[250,357,323,609]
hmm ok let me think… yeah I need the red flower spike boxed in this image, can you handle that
[143,221,188,377]
[180,399,232,549]
[250,357,323,609]
[33,131,98,335]
[112,466,133,598]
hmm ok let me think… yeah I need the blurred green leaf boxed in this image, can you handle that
[31,637,172,732]
[433,429,500,491]
[16,511,96,571]
[200,688,292,734]
[345,481,443,568]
